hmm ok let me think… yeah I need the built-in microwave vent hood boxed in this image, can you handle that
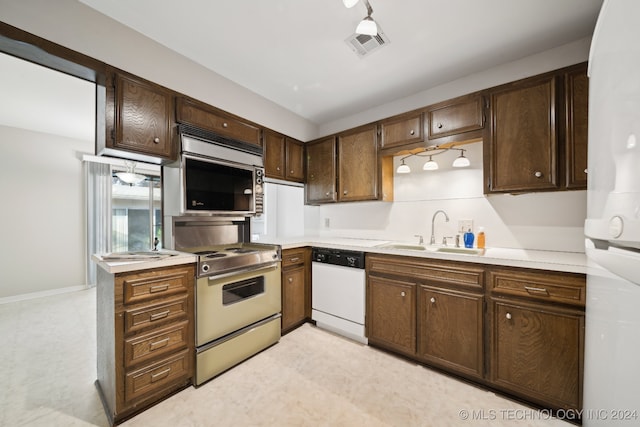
[344,28,390,58]
[178,124,262,157]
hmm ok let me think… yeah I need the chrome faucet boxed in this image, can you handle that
[430,210,450,245]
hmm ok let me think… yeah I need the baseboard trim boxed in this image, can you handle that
[0,284,91,304]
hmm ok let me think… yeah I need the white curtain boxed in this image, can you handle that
[86,160,112,286]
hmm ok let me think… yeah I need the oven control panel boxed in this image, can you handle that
[254,168,264,215]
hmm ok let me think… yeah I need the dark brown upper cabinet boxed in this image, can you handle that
[426,93,485,145]
[484,62,588,194]
[264,129,304,183]
[305,137,337,204]
[175,97,261,147]
[108,72,175,160]
[379,111,424,151]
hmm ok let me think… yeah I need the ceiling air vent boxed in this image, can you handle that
[345,28,390,58]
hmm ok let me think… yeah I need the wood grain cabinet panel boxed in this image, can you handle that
[366,275,416,356]
[111,73,175,159]
[264,130,304,183]
[176,97,261,146]
[418,285,484,380]
[337,125,380,202]
[488,75,559,192]
[281,248,311,333]
[427,94,484,142]
[305,137,337,204]
[380,111,424,150]
[490,298,583,410]
[564,65,589,189]
[96,263,195,425]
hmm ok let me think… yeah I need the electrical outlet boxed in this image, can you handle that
[324,218,331,228]
[458,219,473,234]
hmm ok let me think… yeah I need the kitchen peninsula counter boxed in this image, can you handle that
[257,236,592,275]
[92,250,197,274]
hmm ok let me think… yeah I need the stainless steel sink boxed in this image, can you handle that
[429,246,485,255]
[376,242,484,255]
[376,243,427,251]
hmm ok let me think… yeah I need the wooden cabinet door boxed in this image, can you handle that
[487,75,559,192]
[305,137,336,203]
[490,298,583,410]
[264,130,286,180]
[282,265,306,331]
[337,125,378,202]
[427,95,484,141]
[367,275,416,356]
[285,138,305,182]
[114,73,174,159]
[418,285,484,379]
[380,112,424,150]
[564,65,589,189]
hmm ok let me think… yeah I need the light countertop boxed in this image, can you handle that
[92,250,197,274]
[258,236,592,275]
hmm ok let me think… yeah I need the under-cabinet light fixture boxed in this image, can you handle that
[115,161,146,185]
[395,147,470,174]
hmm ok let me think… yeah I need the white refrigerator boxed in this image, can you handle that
[584,0,640,425]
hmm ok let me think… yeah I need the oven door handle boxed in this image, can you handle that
[207,262,280,281]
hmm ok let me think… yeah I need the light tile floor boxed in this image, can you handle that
[0,288,572,426]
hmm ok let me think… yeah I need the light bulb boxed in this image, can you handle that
[343,0,359,8]
[452,151,470,168]
[397,160,411,174]
[423,156,439,171]
[356,17,377,36]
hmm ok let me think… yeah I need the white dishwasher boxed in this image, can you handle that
[311,247,367,344]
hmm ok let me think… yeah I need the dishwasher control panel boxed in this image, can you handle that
[311,247,365,269]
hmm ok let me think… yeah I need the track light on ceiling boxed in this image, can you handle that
[395,147,471,174]
[343,0,378,36]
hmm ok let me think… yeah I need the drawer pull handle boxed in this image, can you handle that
[430,297,436,304]
[150,310,170,321]
[151,368,171,382]
[149,337,170,351]
[506,313,512,320]
[149,284,170,293]
[524,286,549,295]
[289,257,300,262]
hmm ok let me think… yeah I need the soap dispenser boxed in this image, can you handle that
[463,228,475,248]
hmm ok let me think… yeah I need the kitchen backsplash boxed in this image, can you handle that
[304,143,587,253]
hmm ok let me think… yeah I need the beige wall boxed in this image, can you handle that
[0,126,93,299]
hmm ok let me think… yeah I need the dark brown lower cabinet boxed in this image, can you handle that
[366,275,416,356]
[417,285,484,380]
[281,248,311,333]
[490,298,584,410]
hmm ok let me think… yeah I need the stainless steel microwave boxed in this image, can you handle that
[163,132,264,217]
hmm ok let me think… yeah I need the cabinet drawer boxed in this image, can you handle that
[125,349,190,403]
[367,254,484,291]
[282,249,306,268]
[176,97,261,146]
[489,268,585,307]
[428,95,484,139]
[124,296,189,335]
[124,321,189,368]
[380,112,424,149]
[122,270,190,305]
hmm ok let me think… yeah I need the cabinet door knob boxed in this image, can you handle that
[288,277,293,283]
[325,192,330,196]
[409,129,415,135]
[506,313,512,320]
[153,137,160,144]
[343,190,348,195]
[430,297,436,304]
[400,291,406,297]
[437,122,443,129]
[584,168,588,174]
[534,171,543,178]
[290,170,294,174]
[222,122,228,128]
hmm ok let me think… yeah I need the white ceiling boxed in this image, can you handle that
[79,0,603,125]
